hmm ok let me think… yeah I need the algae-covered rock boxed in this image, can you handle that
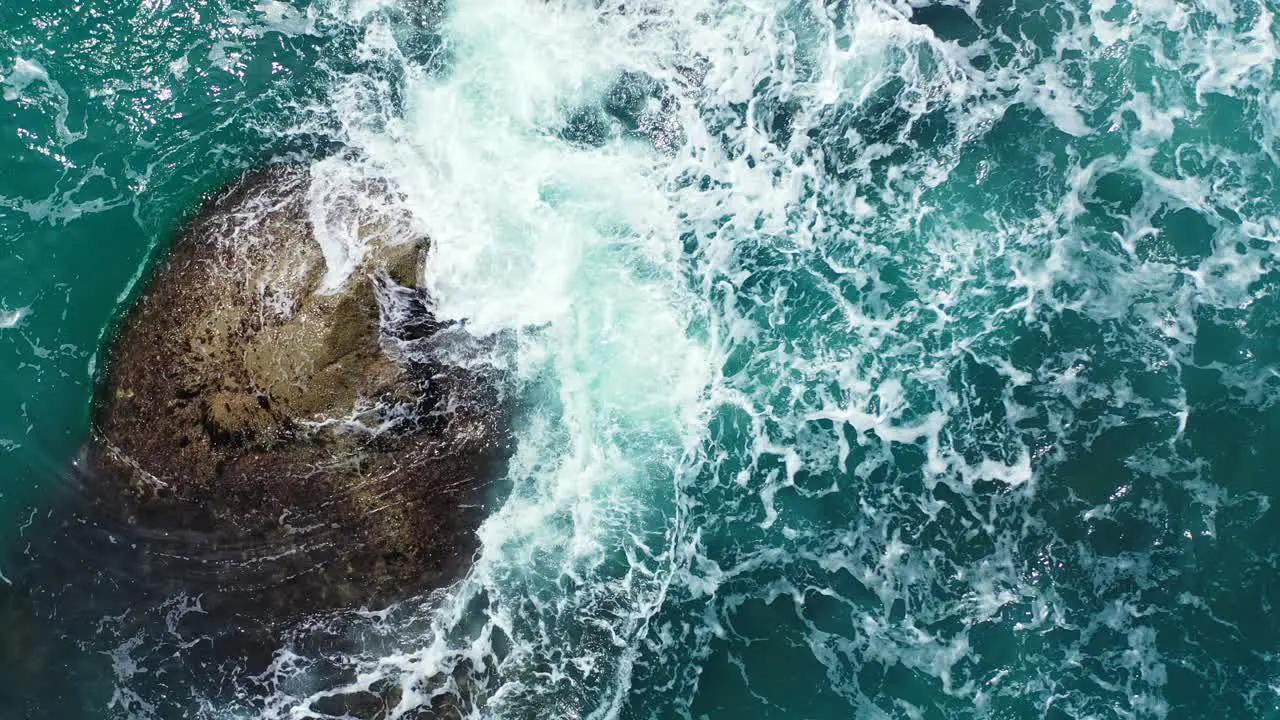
[83,164,511,617]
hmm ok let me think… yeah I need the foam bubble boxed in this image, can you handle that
[0,306,28,329]
[1,57,50,102]
[1,56,81,145]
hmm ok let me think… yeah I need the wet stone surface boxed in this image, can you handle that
[1,164,513,717]
[91,163,511,614]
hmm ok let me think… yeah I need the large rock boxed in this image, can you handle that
[82,163,511,617]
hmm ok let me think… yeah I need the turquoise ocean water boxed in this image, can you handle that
[2,0,1280,717]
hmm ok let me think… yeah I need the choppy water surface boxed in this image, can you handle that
[3,0,1280,717]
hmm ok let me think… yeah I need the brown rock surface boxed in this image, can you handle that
[83,163,511,617]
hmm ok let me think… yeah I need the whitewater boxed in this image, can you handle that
[2,0,1280,717]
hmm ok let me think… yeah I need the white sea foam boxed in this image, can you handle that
[85,0,1280,716]
[1,57,50,102]
[1,56,81,145]
[248,0,1280,715]
[0,306,28,329]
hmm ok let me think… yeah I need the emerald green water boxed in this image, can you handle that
[3,0,1280,718]
[0,0,335,545]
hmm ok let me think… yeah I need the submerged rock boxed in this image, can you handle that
[81,163,511,618]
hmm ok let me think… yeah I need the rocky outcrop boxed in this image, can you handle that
[82,163,511,617]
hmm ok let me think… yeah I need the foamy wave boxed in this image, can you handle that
[0,306,28,330]
[83,0,1280,716]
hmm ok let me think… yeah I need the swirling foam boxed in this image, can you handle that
[83,0,1280,717]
